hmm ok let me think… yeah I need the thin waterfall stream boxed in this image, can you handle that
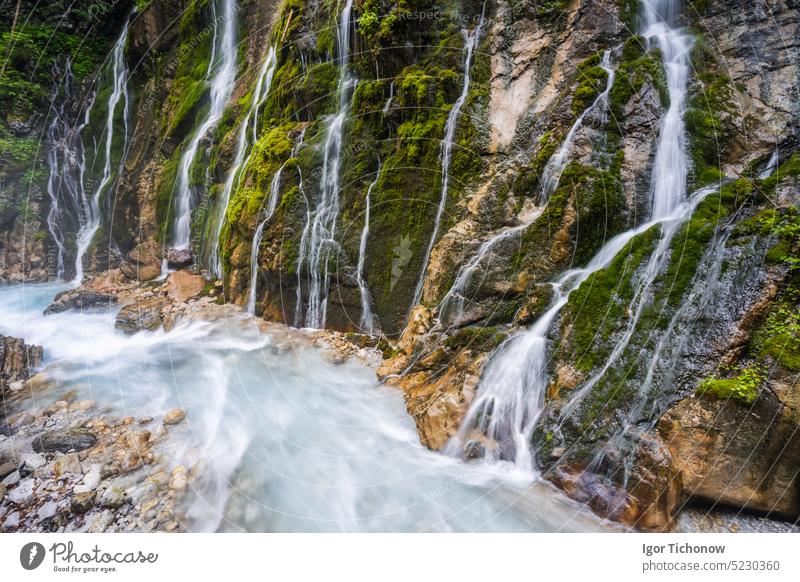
[172,0,238,250]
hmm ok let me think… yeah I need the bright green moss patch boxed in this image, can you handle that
[443,326,506,352]
[609,36,668,122]
[572,55,609,116]
[697,366,765,405]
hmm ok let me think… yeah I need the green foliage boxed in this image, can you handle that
[697,366,765,405]
[572,57,609,116]
[443,326,506,352]
[751,286,800,371]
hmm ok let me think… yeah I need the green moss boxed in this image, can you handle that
[562,224,662,372]
[444,326,506,352]
[609,36,668,123]
[697,366,765,405]
[572,58,609,116]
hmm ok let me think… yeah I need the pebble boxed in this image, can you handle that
[53,452,82,477]
[70,400,95,412]
[2,470,21,487]
[3,511,20,530]
[0,483,6,502]
[98,483,126,508]
[70,491,95,514]
[88,510,114,533]
[23,452,46,470]
[163,408,186,425]
[37,500,58,522]
[73,469,101,494]
[7,478,35,504]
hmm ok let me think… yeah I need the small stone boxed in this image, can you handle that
[7,478,35,504]
[147,471,169,488]
[0,461,17,479]
[2,470,21,487]
[3,511,20,530]
[163,408,186,425]
[37,500,59,522]
[23,452,46,470]
[164,521,179,531]
[32,428,97,453]
[70,491,95,514]
[98,483,126,508]
[53,453,82,477]
[42,400,69,416]
[168,466,188,491]
[88,510,114,533]
[7,411,34,430]
[0,483,6,502]
[74,469,101,493]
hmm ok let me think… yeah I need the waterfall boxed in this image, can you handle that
[45,59,95,281]
[556,0,695,418]
[438,51,616,326]
[539,50,616,202]
[447,0,696,472]
[208,47,278,277]
[302,0,355,329]
[355,161,381,333]
[382,81,394,115]
[294,164,310,327]
[246,132,305,315]
[173,0,238,250]
[758,149,779,179]
[71,22,130,284]
[410,11,486,311]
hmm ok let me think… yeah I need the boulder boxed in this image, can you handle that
[119,240,163,281]
[115,297,169,333]
[165,270,206,303]
[166,247,193,269]
[0,334,43,393]
[43,289,117,315]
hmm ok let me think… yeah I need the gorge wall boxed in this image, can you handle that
[1,0,799,530]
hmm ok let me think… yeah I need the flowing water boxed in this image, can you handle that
[355,161,381,333]
[0,283,612,532]
[73,22,130,284]
[208,47,278,277]
[45,59,95,281]
[410,11,485,311]
[437,50,615,327]
[173,0,238,250]
[538,50,616,202]
[447,0,697,472]
[302,0,355,329]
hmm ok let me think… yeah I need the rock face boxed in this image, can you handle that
[32,429,98,453]
[119,241,164,281]
[0,334,43,394]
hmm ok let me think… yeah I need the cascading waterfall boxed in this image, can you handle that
[45,59,95,281]
[172,0,238,250]
[557,0,694,419]
[382,81,394,115]
[438,51,616,326]
[410,11,486,311]
[208,47,278,277]
[294,165,310,327]
[539,50,616,202]
[302,0,355,328]
[245,133,305,315]
[71,22,130,284]
[355,161,381,333]
[446,0,696,472]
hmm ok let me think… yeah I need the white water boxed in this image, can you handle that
[758,149,779,179]
[410,12,485,311]
[382,81,394,115]
[45,59,95,281]
[0,283,611,532]
[448,0,696,472]
[539,50,616,202]
[173,0,238,250]
[208,47,278,277]
[355,161,380,333]
[302,0,355,328]
[72,23,130,284]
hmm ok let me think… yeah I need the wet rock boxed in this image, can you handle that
[119,240,163,281]
[3,511,19,529]
[0,483,5,502]
[88,509,114,532]
[6,411,34,431]
[169,466,188,491]
[74,467,101,493]
[115,297,168,333]
[43,289,117,315]
[70,491,96,514]
[0,461,17,480]
[165,271,205,303]
[97,482,127,508]
[69,400,95,412]
[32,428,97,453]
[166,248,193,269]
[163,408,186,425]
[1,334,43,393]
